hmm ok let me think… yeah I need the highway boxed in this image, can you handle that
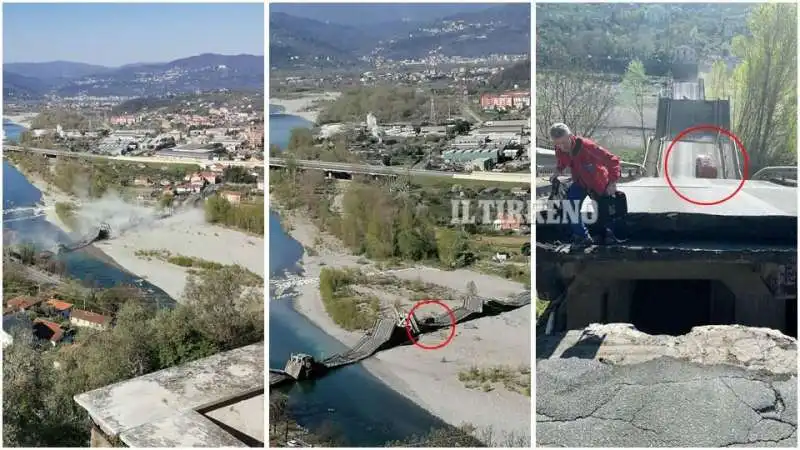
[4,145,263,168]
[269,158,531,184]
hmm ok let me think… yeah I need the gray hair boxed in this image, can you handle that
[549,123,571,139]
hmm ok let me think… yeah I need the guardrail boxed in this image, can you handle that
[536,162,646,180]
[751,166,798,182]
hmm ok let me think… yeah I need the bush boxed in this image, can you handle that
[318,268,379,330]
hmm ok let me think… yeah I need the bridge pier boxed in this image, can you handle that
[284,353,318,380]
[395,306,421,335]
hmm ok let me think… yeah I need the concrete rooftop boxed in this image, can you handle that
[74,342,264,447]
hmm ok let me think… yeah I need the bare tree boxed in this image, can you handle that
[536,61,617,145]
[620,59,649,151]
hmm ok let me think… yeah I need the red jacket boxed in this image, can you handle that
[556,136,621,194]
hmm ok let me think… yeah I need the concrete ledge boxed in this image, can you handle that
[74,342,264,447]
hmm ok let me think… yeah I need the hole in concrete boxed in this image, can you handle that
[630,280,714,336]
[787,297,797,338]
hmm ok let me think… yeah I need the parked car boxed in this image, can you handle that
[695,155,718,179]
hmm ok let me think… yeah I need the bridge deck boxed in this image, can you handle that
[621,177,797,216]
[269,291,531,385]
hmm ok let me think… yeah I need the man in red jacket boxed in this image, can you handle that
[549,123,622,245]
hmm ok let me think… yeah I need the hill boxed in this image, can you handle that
[3,54,264,98]
[3,71,47,100]
[269,5,530,68]
[4,61,112,82]
[269,12,361,68]
[536,3,752,75]
[485,60,531,91]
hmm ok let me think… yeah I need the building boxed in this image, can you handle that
[33,318,64,346]
[46,299,74,319]
[70,309,112,331]
[110,115,139,126]
[442,148,500,163]
[7,295,42,312]
[480,91,531,110]
[74,342,264,447]
[494,212,524,232]
[221,191,242,205]
[157,143,216,160]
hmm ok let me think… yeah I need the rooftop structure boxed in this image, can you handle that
[157,144,216,160]
[442,148,500,163]
[74,342,264,447]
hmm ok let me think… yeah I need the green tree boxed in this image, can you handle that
[437,228,472,268]
[728,3,797,172]
[620,59,649,151]
[706,59,731,100]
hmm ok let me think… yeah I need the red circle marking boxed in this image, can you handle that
[663,124,749,206]
[404,299,457,350]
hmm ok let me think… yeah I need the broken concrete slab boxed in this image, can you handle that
[538,324,797,375]
[537,324,797,447]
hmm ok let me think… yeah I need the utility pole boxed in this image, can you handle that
[430,94,437,125]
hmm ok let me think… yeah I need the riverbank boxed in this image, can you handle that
[8,160,265,301]
[270,92,340,123]
[4,113,37,128]
[95,208,264,301]
[275,207,531,444]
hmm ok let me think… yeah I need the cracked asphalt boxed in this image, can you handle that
[536,357,797,447]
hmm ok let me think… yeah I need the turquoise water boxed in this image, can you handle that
[268,111,444,445]
[2,121,174,305]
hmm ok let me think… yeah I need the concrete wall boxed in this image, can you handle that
[562,261,789,334]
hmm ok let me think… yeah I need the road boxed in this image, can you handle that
[621,177,796,216]
[537,357,796,447]
[4,145,263,168]
[269,158,531,184]
[460,101,485,125]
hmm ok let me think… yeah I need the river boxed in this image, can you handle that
[2,120,174,305]
[268,109,445,445]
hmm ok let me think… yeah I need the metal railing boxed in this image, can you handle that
[751,166,798,182]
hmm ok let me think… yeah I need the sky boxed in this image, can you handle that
[3,3,264,66]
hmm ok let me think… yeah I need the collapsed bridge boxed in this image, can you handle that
[270,291,530,387]
[537,76,797,339]
[58,223,111,253]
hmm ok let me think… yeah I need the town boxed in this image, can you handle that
[3,3,266,447]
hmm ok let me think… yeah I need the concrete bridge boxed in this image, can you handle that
[269,157,530,185]
[536,76,798,339]
[5,145,262,168]
[270,291,531,386]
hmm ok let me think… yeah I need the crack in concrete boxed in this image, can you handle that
[537,356,797,447]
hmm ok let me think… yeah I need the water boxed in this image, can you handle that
[268,109,444,445]
[2,121,174,305]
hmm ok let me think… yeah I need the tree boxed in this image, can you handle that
[436,228,472,269]
[536,63,616,145]
[726,3,797,172]
[182,266,264,349]
[706,59,731,100]
[620,59,649,150]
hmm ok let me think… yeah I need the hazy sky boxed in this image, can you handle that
[4,3,264,66]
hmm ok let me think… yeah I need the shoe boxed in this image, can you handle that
[604,229,626,245]
[570,234,594,247]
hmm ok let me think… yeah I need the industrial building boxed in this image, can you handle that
[157,143,216,160]
[442,148,500,163]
